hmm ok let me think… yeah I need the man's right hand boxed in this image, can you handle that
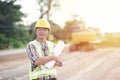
[54,60,63,67]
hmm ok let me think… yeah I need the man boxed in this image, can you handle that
[26,19,62,80]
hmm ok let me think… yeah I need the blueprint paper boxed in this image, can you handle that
[44,41,65,69]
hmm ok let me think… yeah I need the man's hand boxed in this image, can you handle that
[54,60,62,67]
[52,54,62,67]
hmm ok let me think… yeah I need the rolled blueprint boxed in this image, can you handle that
[44,40,65,69]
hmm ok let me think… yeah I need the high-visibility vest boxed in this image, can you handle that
[29,40,57,80]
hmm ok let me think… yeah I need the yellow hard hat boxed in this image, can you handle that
[34,19,51,31]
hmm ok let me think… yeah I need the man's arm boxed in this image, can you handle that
[26,43,60,66]
[34,54,59,65]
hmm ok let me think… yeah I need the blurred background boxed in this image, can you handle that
[0,0,120,80]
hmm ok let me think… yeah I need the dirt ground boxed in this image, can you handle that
[0,47,120,80]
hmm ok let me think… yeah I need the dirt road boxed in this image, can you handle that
[0,48,120,80]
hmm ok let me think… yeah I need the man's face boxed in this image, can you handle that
[36,27,49,39]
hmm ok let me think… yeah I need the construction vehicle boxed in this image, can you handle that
[99,32,120,47]
[69,19,98,51]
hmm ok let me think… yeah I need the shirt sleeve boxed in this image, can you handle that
[26,43,38,64]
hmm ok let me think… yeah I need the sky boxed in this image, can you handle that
[16,0,120,33]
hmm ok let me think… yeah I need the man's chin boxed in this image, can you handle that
[39,37,46,39]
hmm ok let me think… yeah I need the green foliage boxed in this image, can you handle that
[0,27,32,49]
[0,34,7,49]
[13,41,25,48]
[0,0,24,37]
[0,0,32,49]
[28,22,36,39]
[0,34,14,49]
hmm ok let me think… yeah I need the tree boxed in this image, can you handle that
[64,19,80,40]
[0,0,24,37]
[0,0,32,49]
[37,0,60,21]
[49,20,63,40]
